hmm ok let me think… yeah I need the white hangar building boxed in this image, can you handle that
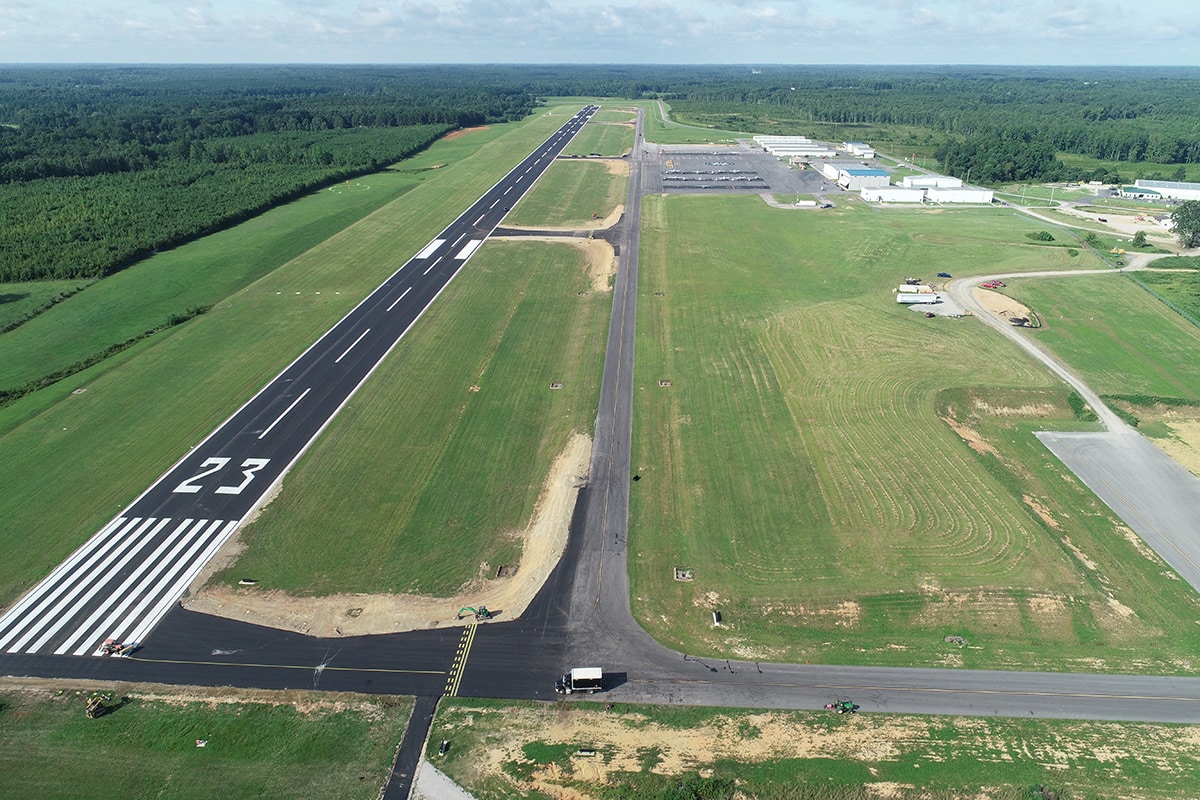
[861,186,926,203]
[1129,179,1200,201]
[902,174,963,189]
[838,168,890,191]
[926,186,994,204]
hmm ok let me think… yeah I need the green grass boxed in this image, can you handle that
[430,698,1200,800]
[0,279,92,332]
[1057,152,1199,182]
[1014,274,1200,400]
[0,175,424,394]
[0,103,600,606]
[0,685,411,800]
[508,160,628,228]
[630,194,1200,672]
[561,121,635,157]
[642,101,746,145]
[221,240,609,595]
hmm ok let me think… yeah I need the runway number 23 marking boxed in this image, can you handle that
[173,457,271,495]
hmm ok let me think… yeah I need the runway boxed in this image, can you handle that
[0,106,598,659]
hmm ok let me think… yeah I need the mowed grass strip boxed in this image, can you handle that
[507,159,628,229]
[0,279,91,332]
[0,175,423,393]
[0,684,410,800]
[561,120,635,157]
[218,240,609,595]
[631,195,1200,670]
[0,106,591,607]
[1013,272,1200,400]
[430,698,1200,800]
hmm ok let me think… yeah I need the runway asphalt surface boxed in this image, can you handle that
[5,103,1200,798]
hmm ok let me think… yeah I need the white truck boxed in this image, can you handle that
[555,667,604,694]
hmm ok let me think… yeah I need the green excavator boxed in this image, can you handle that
[457,606,492,621]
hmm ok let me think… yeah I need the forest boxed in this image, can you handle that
[5,65,1200,283]
[0,65,538,282]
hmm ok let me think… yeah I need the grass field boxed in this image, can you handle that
[0,682,410,800]
[428,697,1200,800]
[508,159,628,229]
[1057,152,1198,182]
[0,279,92,332]
[0,174,425,396]
[221,240,609,595]
[561,120,635,157]
[0,103,600,607]
[630,194,1200,672]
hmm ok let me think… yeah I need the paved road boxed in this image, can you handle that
[0,106,598,659]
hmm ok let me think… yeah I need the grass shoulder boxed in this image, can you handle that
[429,697,1200,800]
[0,680,411,800]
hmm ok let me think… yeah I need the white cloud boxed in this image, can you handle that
[0,0,1196,63]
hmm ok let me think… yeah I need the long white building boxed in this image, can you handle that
[1126,179,1200,202]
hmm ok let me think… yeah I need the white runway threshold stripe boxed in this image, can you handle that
[455,240,483,260]
[415,239,445,259]
[0,516,239,655]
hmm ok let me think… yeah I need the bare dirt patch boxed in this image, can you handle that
[184,433,592,636]
[1148,419,1200,479]
[503,204,625,232]
[973,287,1032,321]
[1023,495,1061,529]
[440,126,489,141]
[941,415,1000,457]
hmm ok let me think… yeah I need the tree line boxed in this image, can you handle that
[0,66,538,282]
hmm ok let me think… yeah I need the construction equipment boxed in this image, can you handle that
[86,691,115,719]
[824,700,858,714]
[100,639,138,657]
[457,606,492,621]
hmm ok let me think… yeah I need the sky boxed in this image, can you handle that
[0,0,1197,65]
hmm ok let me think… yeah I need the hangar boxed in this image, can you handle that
[902,174,963,189]
[1126,179,1200,201]
[926,186,994,204]
[837,168,890,191]
[862,186,926,203]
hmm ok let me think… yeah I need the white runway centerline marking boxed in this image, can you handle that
[258,387,311,440]
[387,285,412,312]
[335,328,371,364]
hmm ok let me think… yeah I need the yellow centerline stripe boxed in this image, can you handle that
[444,624,478,697]
[126,655,444,675]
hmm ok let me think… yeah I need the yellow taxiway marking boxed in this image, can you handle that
[444,624,478,697]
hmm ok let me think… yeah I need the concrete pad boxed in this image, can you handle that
[411,760,477,800]
[1037,430,1200,594]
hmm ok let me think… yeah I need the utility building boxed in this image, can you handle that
[926,186,994,204]
[862,186,926,203]
[837,168,890,191]
[902,175,963,189]
[1128,179,1200,201]
[843,142,875,158]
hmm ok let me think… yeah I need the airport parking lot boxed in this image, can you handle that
[646,143,827,196]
